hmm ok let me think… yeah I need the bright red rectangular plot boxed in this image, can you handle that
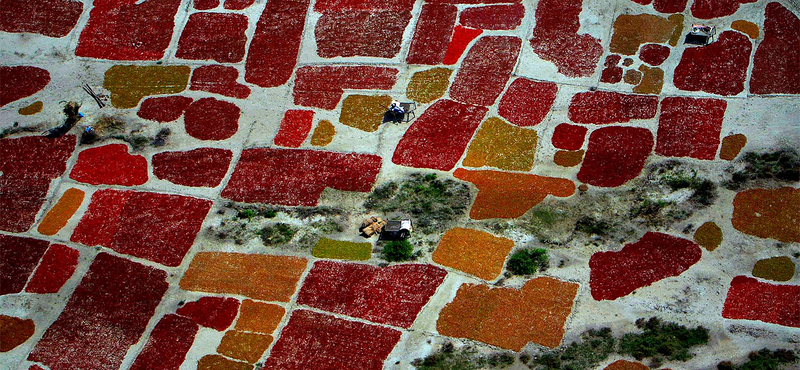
[245,0,310,87]
[723,276,800,328]
[25,244,79,294]
[406,4,457,65]
[274,110,315,147]
[449,36,521,106]
[293,66,398,109]
[0,234,50,295]
[655,97,726,160]
[130,314,199,370]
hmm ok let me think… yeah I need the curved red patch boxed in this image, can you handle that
[176,13,248,63]
[552,123,588,150]
[569,91,658,125]
[530,0,602,77]
[70,144,148,186]
[459,4,524,30]
[498,78,558,127]
[442,25,483,65]
[639,44,670,66]
[152,148,233,187]
[674,31,751,96]
[723,276,800,328]
[0,66,51,107]
[0,0,83,37]
[137,96,193,122]
[274,110,315,148]
[190,65,251,99]
[577,126,654,187]
[656,97,726,160]
[176,296,240,330]
[750,2,800,95]
[193,0,219,10]
[184,98,241,140]
[449,36,521,106]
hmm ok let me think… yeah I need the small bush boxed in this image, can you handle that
[263,210,277,218]
[506,248,548,275]
[237,209,256,219]
[382,240,414,262]
[531,328,616,370]
[725,149,800,189]
[735,349,798,370]
[412,343,516,370]
[575,216,612,235]
[619,317,709,362]
[258,223,296,246]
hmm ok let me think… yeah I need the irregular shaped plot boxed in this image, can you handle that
[198,355,251,370]
[296,261,447,328]
[392,99,487,171]
[569,91,658,125]
[70,144,148,186]
[104,65,190,109]
[732,20,759,39]
[312,238,372,261]
[176,296,240,331]
[19,101,44,115]
[0,315,35,352]
[454,169,575,220]
[263,310,401,370]
[25,244,79,294]
[554,150,584,167]
[601,65,623,83]
[218,330,272,363]
[224,0,255,9]
[0,66,50,107]
[222,148,381,206]
[639,44,670,66]
[432,228,514,281]
[753,257,795,282]
[694,221,723,251]
[462,117,538,171]
[0,135,75,232]
[177,13,248,63]
[0,0,83,37]
[459,4,524,30]
[578,126,654,187]
[605,360,650,370]
[235,300,285,334]
[692,0,753,20]
[610,14,684,55]
[450,36,520,106]
[0,235,50,295]
[438,277,578,350]
[497,78,557,127]
[340,95,392,132]
[732,187,800,243]
[719,134,747,160]
[624,69,643,85]
[137,96,193,122]
[674,31,751,96]
[633,65,664,94]
[274,110,315,147]
[76,0,181,60]
[184,97,240,140]
[37,188,85,236]
[407,68,452,103]
[589,232,702,300]
[191,65,251,99]
[442,25,483,65]
[152,148,233,187]
[750,3,800,95]
[406,4,458,65]
[130,314,198,370]
[28,253,168,370]
[655,97,726,160]
[314,0,414,11]
[71,189,212,267]
[552,123,588,151]
[311,120,336,146]
[244,0,310,87]
[530,0,603,77]
[180,252,308,301]
[652,0,688,13]
[293,66,398,109]
[316,11,411,58]
[723,276,800,328]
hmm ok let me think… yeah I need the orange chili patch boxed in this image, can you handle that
[217,330,273,364]
[604,360,649,370]
[197,354,251,370]
[37,188,85,236]
[719,134,747,160]
[694,221,723,251]
[553,150,584,167]
[732,187,800,243]
[235,300,285,334]
[432,228,514,281]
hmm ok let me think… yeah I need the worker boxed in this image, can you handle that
[388,101,405,123]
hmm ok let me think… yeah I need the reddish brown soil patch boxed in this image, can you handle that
[633,65,664,94]
[459,4,524,30]
[605,360,650,370]
[577,126,654,187]
[750,2,800,95]
[590,232,702,300]
[497,78,557,127]
[530,0,603,77]
[407,68,453,103]
[71,189,212,267]
[28,253,168,370]
[406,4,458,64]
[656,97,726,160]
[217,330,272,363]
[297,261,447,328]
[0,0,82,37]
[38,188,85,236]
[610,14,683,55]
[437,277,579,350]
[198,355,250,370]
[0,235,49,295]
[639,44,670,66]
[723,275,800,328]
[176,297,240,331]
[184,97,240,140]
[70,144,148,186]
[235,300,285,334]
[130,314,198,370]
[19,101,43,115]
[694,221,723,251]
[340,95,393,132]
[568,91,658,124]
[75,0,181,60]
[392,99,487,171]
[443,26,483,65]
[554,150,585,167]
[0,66,50,107]
[0,315,35,352]
[732,187,800,243]
[732,20,759,39]
[224,0,255,9]
[177,13,248,63]
[0,135,75,232]
[719,134,747,160]
[311,120,336,146]
[432,228,514,281]
[462,117,538,171]
[674,31,751,96]
[194,0,219,9]
[244,0,310,87]
[753,256,795,282]
[274,110,314,148]
[104,65,190,108]
[293,66,398,109]
[152,148,233,187]
[624,69,643,85]
[552,123,588,150]
[137,96,193,122]
[263,310,401,369]
[191,65,251,99]
[25,244,79,294]
[691,0,753,20]
[316,11,411,58]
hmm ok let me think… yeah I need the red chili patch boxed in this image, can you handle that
[577,126,654,187]
[25,244,79,294]
[459,4,525,30]
[0,135,75,232]
[316,11,411,58]
[137,96,193,122]
[590,232,702,300]
[176,12,248,63]
[263,310,401,370]
[293,66,398,109]
[176,297,240,331]
[130,314,199,370]
[406,4,458,65]
[221,148,382,206]
[552,124,588,151]
[568,91,658,124]
[224,0,254,9]
[601,66,623,83]
[297,261,447,328]
[392,99,488,171]
[0,0,83,37]
[530,0,602,77]
[314,0,414,11]
[498,78,558,127]
[653,0,688,13]
[691,0,752,19]
[674,31,751,96]
[426,0,520,3]
[28,253,168,370]
[450,36,521,106]
[722,276,800,328]
[71,189,212,267]
[244,0,310,87]
[194,0,219,10]
[655,97,726,160]
[75,0,181,60]
[0,66,50,107]
[0,234,50,295]
[750,2,800,95]
[191,65,251,99]
[184,97,241,140]
[70,144,148,186]
[442,25,483,65]
[152,148,233,187]
[274,110,315,148]
[639,44,670,66]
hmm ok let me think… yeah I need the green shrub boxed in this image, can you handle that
[575,216,612,235]
[382,240,414,262]
[507,248,548,275]
[237,209,256,220]
[412,343,516,370]
[258,223,296,246]
[725,149,800,189]
[732,349,798,370]
[531,328,616,370]
[619,317,709,362]
[263,209,277,218]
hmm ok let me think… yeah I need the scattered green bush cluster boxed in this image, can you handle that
[365,173,471,234]
[574,216,612,235]
[381,240,416,262]
[258,223,297,246]
[506,248,548,275]
[717,349,798,370]
[662,171,717,205]
[532,328,615,370]
[412,342,515,370]
[725,149,800,189]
